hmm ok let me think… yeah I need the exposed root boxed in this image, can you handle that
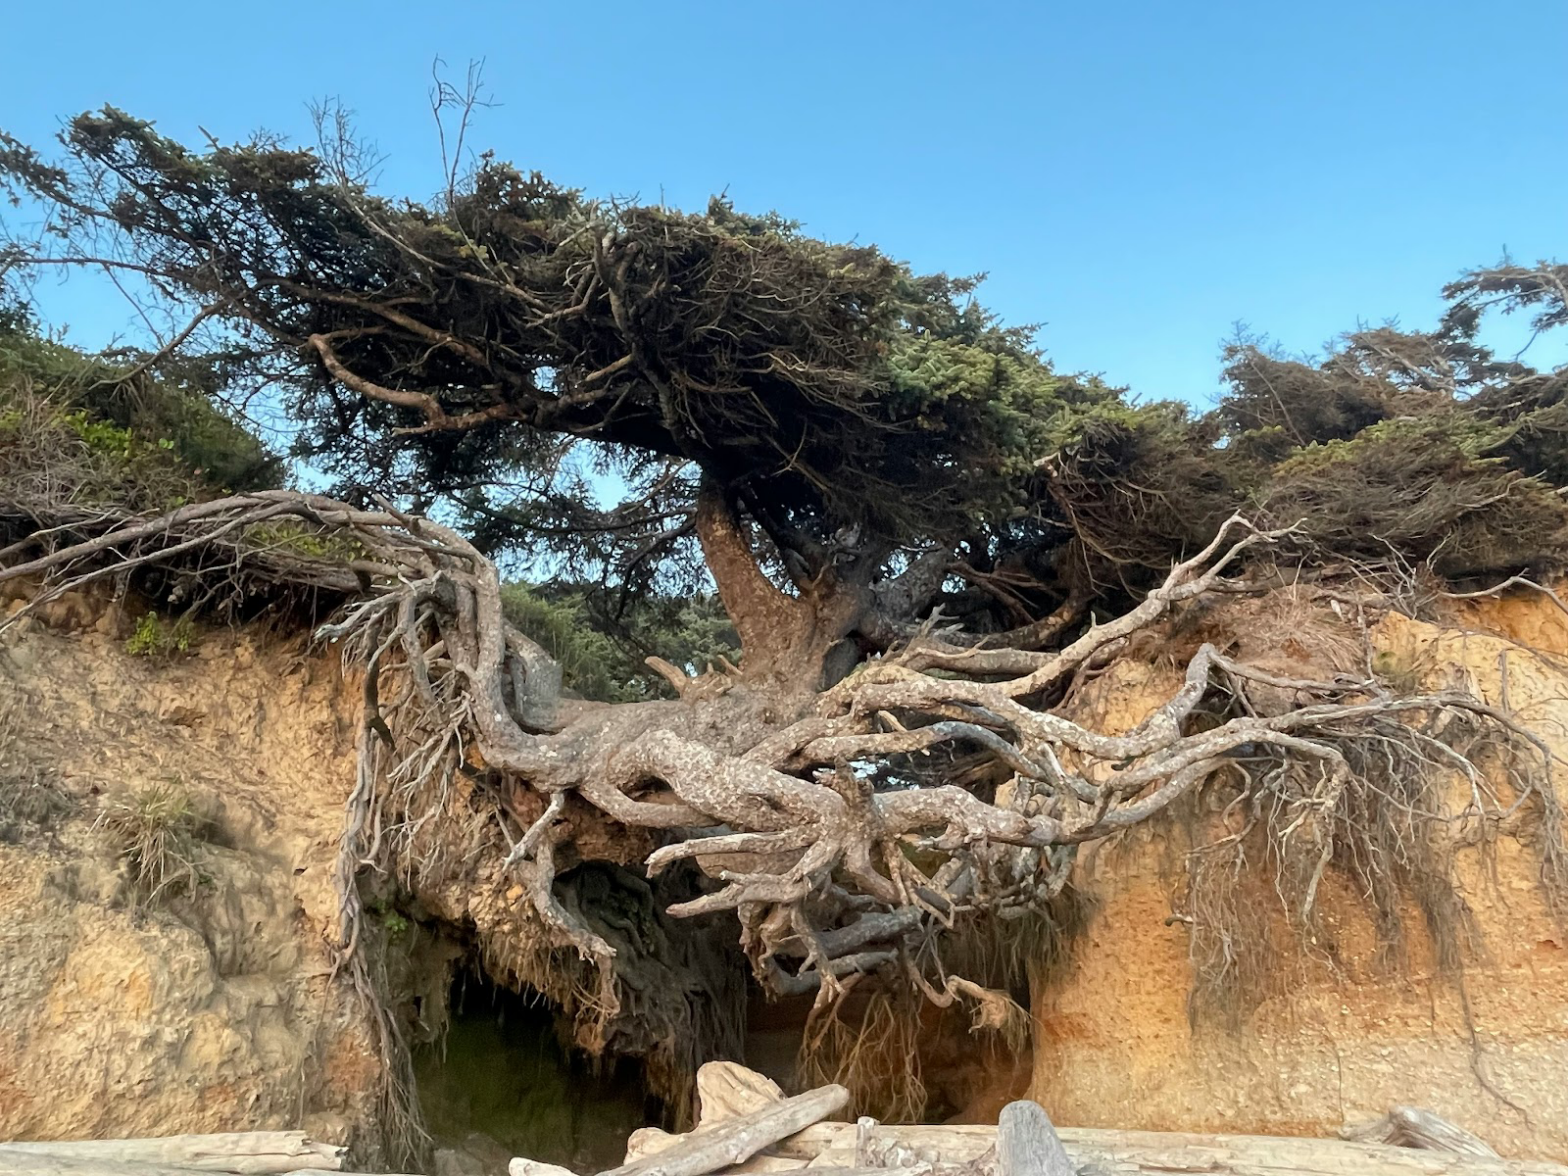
[6,492,1563,1135]
[797,989,927,1124]
[1166,597,1568,1073]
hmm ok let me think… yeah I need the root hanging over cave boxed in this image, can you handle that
[6,489,1567,1138]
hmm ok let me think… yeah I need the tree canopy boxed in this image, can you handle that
[5,108,1567,647]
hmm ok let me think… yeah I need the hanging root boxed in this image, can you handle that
[797,988,928,1124]
[1171,612,1567,1039]
[6,494,1564,1126]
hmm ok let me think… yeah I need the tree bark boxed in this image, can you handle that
[693,479,870,691]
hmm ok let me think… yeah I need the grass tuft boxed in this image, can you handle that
[96,780,209,905]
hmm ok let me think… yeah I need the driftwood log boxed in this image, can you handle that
[601,1085,850,1176]
[996,1103,1072,1176]
[608,1064,1568,1176]
[777,1122,1568,1176]
[0,1133,343,1174]
[697,1064,789,1128]
[0,1154,412,1176]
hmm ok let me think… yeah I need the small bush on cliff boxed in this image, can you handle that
[0,309,283,533]
[0,310,283,496]
[97,781,210,906]
[124,611,198,658]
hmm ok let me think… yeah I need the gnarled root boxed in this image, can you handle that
[5,495,1559,1106]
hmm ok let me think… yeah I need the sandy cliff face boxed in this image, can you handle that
[1027,593,1568,1160]
[0,590,378,1146]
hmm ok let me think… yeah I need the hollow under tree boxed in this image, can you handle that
[2,107,1566,1152]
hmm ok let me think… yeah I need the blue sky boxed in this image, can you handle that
[2,0,1565,406]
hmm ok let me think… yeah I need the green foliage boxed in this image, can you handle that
[125,612,198,657]
[0,316,282,496]
[3,109,1568,627]
[501,586,632,701]
[1258,414,1568,578]
[501,584,737,702]
[0,108,1084,560]
[62,409,137,458]
[0,314,283,526]
[363,894,414,941]
[884,335,1113,523]
[1,376,196,514]
[242,520,364,562]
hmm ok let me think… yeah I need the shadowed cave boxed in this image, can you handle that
[413,970,665,1174]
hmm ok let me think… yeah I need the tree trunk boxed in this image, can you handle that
[693,480,869,692]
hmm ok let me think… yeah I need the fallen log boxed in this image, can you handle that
[630,1066,1567,1176]
[777,1123,1568,1176]
[596,1084,849,1176]
[0,1152,413,1176]
[0,1133,344,1174]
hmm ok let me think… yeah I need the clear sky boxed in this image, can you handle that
[2,0,1565,406]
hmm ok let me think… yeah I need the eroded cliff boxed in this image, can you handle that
[0,588,376,1146]
[1027,590,1568,1160]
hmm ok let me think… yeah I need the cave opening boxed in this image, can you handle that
[413,965,665,1174]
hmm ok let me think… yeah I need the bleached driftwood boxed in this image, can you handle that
[595,1084,848,1176]
[1344,1108,1502,1159]
[996,1102,1071,1176]
[626,1067,1563,1176]
[777,1122,1568,1176]
[0,1133,344,1174]
[697,1062,787,1128]
[510,1160,579,1176]
[0,1152,412,1176]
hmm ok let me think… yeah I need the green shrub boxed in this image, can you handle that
[0,315,282,510]
[242,520,364,562]
[125,612,198,657]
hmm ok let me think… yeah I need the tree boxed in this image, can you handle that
[3,106,1566,1150]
